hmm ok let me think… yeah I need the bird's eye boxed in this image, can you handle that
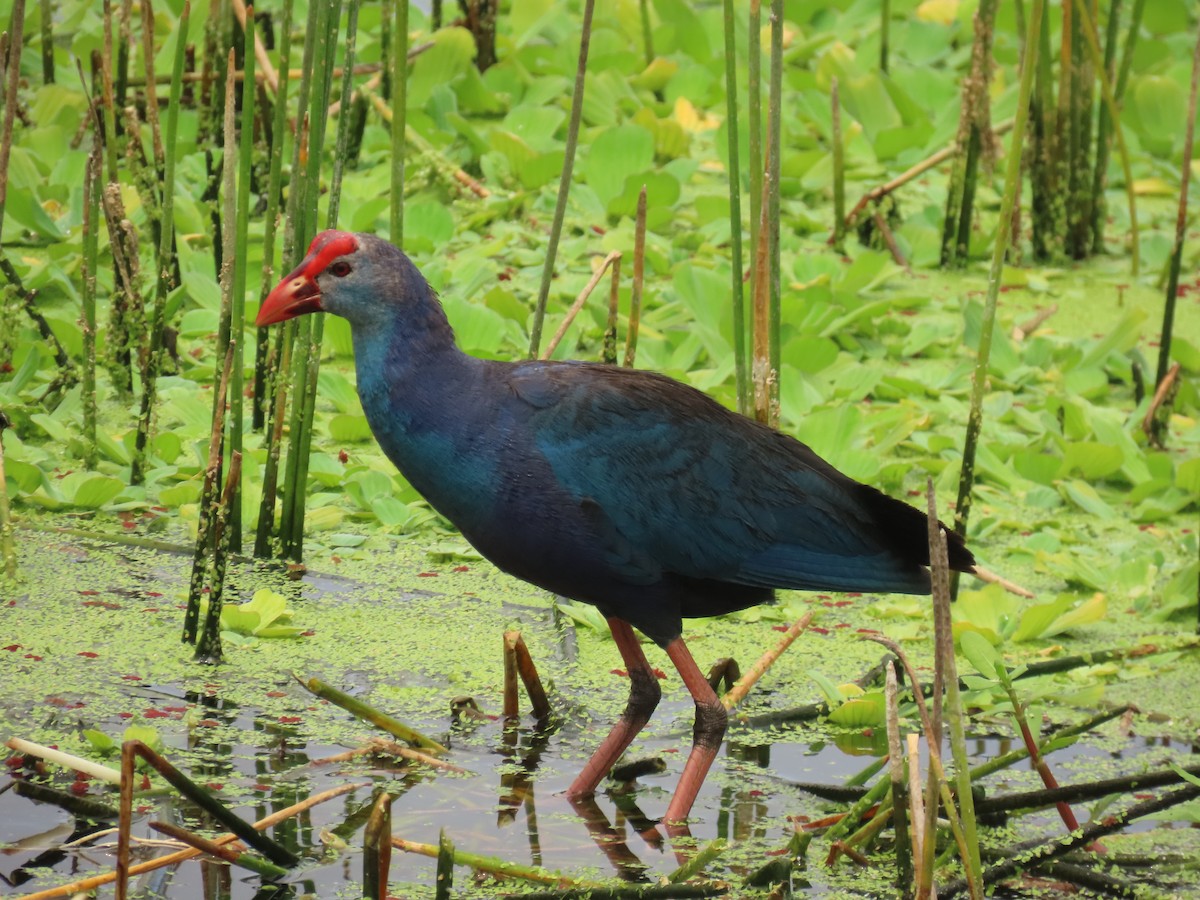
[330,260,352,277]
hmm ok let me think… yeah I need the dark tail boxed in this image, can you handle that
[859,483,976,573]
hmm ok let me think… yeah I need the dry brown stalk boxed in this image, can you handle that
[1012,303,1059,341]
[367,738,470,773]
[872,209,911,273]
[721,611,814,709]
[905,732,926,888]
[230,0,278,93]
[362,86,489,198]
[541,251,622,359]
[504,631,553,719]
[1141,362,1181,442]
[839,118,1015,237]
[969,564,1035,598]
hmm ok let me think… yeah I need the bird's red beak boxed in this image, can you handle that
[256,263,323,326]
[257,231,359,326]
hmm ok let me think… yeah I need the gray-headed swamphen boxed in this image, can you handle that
[257,231,977,823]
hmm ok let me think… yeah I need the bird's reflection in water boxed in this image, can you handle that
[493,715,778,879]
[568,793,656,880]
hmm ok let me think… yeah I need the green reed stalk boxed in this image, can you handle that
[328,0,361,231]
[435,829,454,900]
[0,414,15,580]
[38,0,52,82]
[139,0,166,179]
[623,186,647,368]
[195,449,241,663]
[115,0,131,108]
[252,0,294,432]
[184,342,235,645]
[208,52,236,596]
[721,0,748,413]
[276,0,325,556]
[1089,0,1122,252]
[750,171,770,423]
[528,0,595,358]
[1064,0,1095,259]
[602,257,620,365]
[831,77,845,253]
[99,0,119,181]
[1113,0,1145,101]
[766,0,782,427]
[1156,23,1200,390]
[255,332,293,558]
[1072,0,1138,276]
[390,0,407,242]
[638,0,654,65]
[284,0,342,561]
[941,0,996,267]
[131,0,190,485]
[0,0,27,235]
[1030,6,1056,259]
[81,142,101,470]
[224,6,257,551]
[928,489,983,899]
[747,0,762,263]
[953,0,1044,543]
[880,0,890,72]
[216,49,237,396]
[118,740,298,868]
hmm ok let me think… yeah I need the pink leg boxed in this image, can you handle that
[663,636,727,824]
[567,618,662,799]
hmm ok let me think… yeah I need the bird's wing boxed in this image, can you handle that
[507,362,934,593]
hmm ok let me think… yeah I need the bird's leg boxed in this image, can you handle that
[567,617,662,799]
[662,636,728,825]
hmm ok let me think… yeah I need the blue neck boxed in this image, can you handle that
[352,315,502,529]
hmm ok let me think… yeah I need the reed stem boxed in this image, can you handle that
[225,4,258,552]
[529,0,595,358]
[880,0,890,72]
[81,142,101,470]
[720,0,748,413]
[1089,0,1122,252]
[623,185,647,368]
[747,0,762,264]
[929,485,983,898]
[0,0,27,236]
[435,829,455,900]
[1072,0,1139,275]
[296,674,449,752]
[638,0,653,66]
[253,0,295,432]
[184,342,235,645]
[363,792,394,900]
[1154,18,1200,390]
[0,414,16,580]
[390,0,408,242]
[131,0,190,485]
[830,77,844,253]
[118,740,298,867]
[953,0,1044,544]
[766,0,782,427]
[38,0,52,82]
